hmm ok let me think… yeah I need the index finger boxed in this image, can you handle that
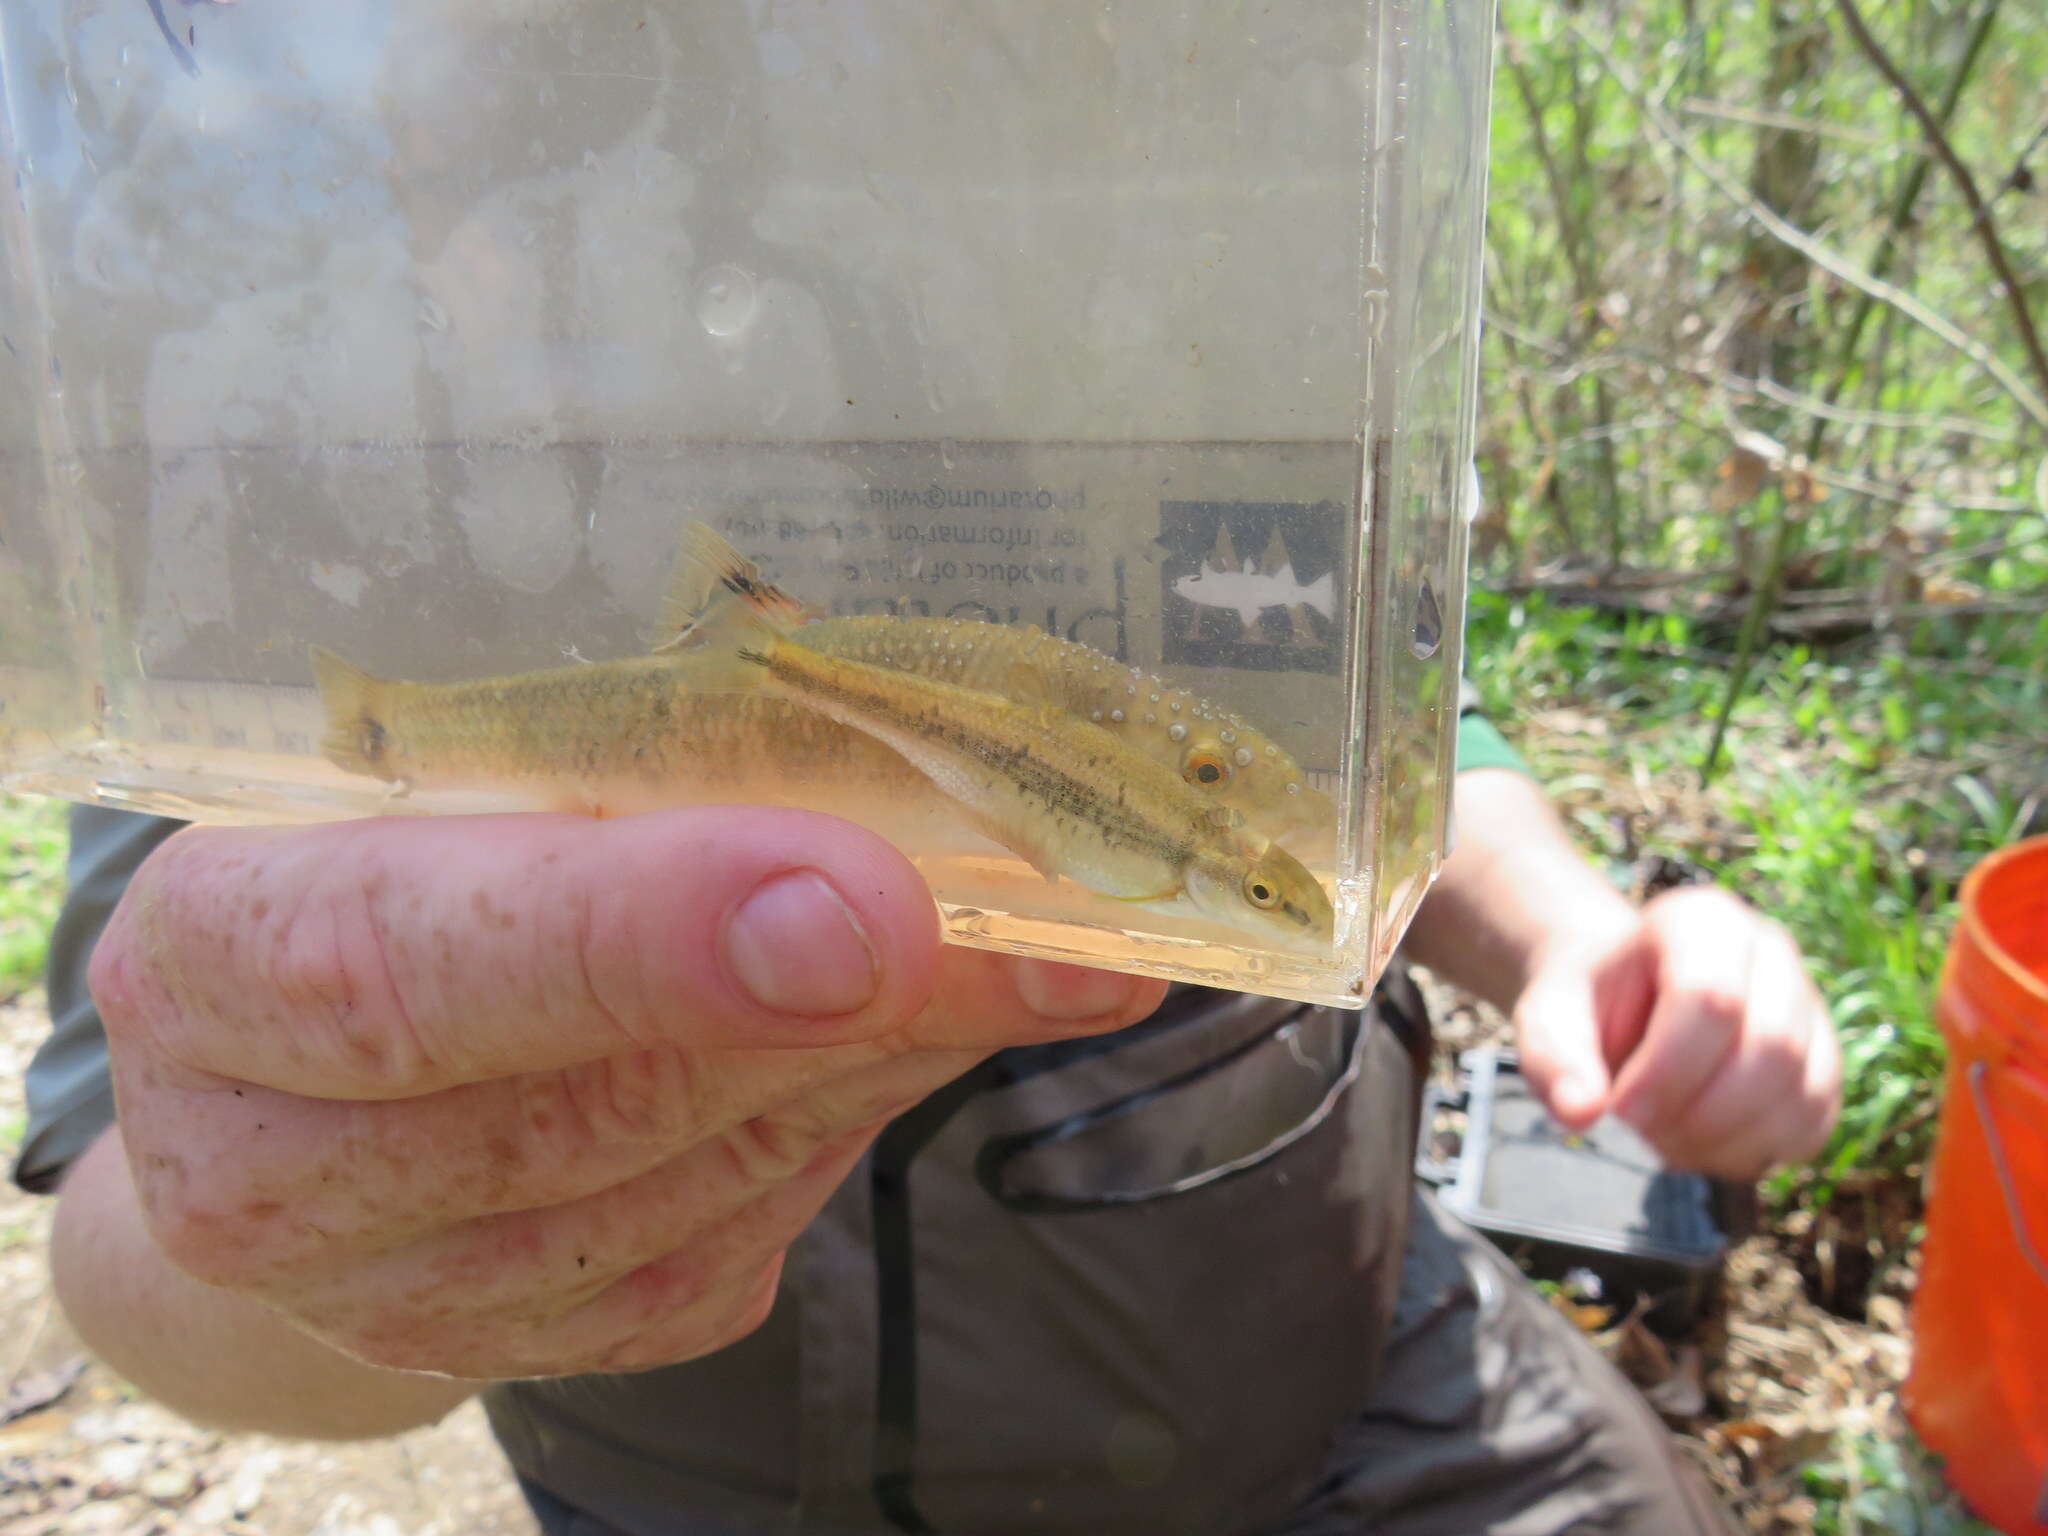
[91,806,946,1099]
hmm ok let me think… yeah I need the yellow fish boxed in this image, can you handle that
[660,525,1335,843]
[308,647,927,813]
[675,540,1335,948]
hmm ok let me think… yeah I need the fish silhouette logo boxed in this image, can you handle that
[1160,500,1341,673]
[1172,561,1336,627]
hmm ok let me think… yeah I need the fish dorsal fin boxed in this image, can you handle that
[651,522,810,652]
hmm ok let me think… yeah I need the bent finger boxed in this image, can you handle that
[94,806,944,1100]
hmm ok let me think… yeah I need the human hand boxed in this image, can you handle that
[88,808,1162,1380]
[1510,885,1841,1180]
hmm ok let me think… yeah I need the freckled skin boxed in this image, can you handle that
[88,796,1168,1386]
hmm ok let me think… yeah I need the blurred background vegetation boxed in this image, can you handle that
[1,0,2041,1530]
[1467,0,2044,1199]
[1463,0,2041,1525]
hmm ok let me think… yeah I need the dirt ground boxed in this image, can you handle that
[0,976,1945,1536]
[0,991,535,1536]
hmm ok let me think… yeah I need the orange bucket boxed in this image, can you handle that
[1905,835,2048,1534]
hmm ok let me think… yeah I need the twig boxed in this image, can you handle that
[1550,414,1682,451]
[1830,0,2048,406]
[1572,19,2048,430]
[1746,377,2014,441]
[1486,307,2021,445]
[1501,40,1627,566]
[1677,96,1894,147]
[1806,0,2005,461]
[1803,464,2034,514]
[1927,524,2048,568]
[1703,484,1798,784]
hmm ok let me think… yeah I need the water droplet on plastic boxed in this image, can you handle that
[118,43,131,65]
[922,375,948,413]
[1110,708,1125,723]
[1234,747,1253,767]
[1169,700,1182,713]
[695,263,758,338]
[1411,577,1443,658]
[1220,728,1236,744]
[418,297,450,332]
[1144,713,1156,725]
[939,437,958,470]
[1167,722,1187,742]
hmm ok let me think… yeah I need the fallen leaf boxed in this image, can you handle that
[1613,1310,1674,1380]
[0,1359,88,1427]
[1711,445,1771,513]
[1642,1345,1707,1419]
[1781,458,1827,505]
[1920,573,1983,604]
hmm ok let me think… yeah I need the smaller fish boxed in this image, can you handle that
[662,524,1335,841]
[675,537,1334,948]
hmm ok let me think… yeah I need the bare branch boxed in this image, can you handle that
[1486,307,2019,443]
[1830,0,2048,407]
[1677,96,1894,147]
[1571,20,2048,430]
[1743,377,2016,441]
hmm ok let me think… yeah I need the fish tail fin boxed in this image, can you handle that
[308,645,398,780]
[651,521,812,651]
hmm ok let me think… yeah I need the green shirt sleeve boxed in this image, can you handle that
[1454,682,1532,779]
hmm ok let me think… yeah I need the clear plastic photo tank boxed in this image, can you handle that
[0,1,1495,1007]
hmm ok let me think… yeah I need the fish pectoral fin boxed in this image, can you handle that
[1017,837,1061,885]
[971,812,1063,885]
[1102,882,1185,904]
[1000,662,1056,707]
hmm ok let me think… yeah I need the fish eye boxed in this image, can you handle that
[1243,873,1280,909]
[1183,750,1232,788]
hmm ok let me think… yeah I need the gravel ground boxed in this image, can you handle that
[0,991,535,1536]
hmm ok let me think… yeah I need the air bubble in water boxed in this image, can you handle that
[695,264,759,338]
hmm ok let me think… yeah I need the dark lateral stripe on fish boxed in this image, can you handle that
[756,645,1195,868]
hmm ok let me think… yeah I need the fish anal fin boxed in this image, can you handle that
[963,807,1063,885]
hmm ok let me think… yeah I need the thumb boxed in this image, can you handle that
[1512,950,1617,1132]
